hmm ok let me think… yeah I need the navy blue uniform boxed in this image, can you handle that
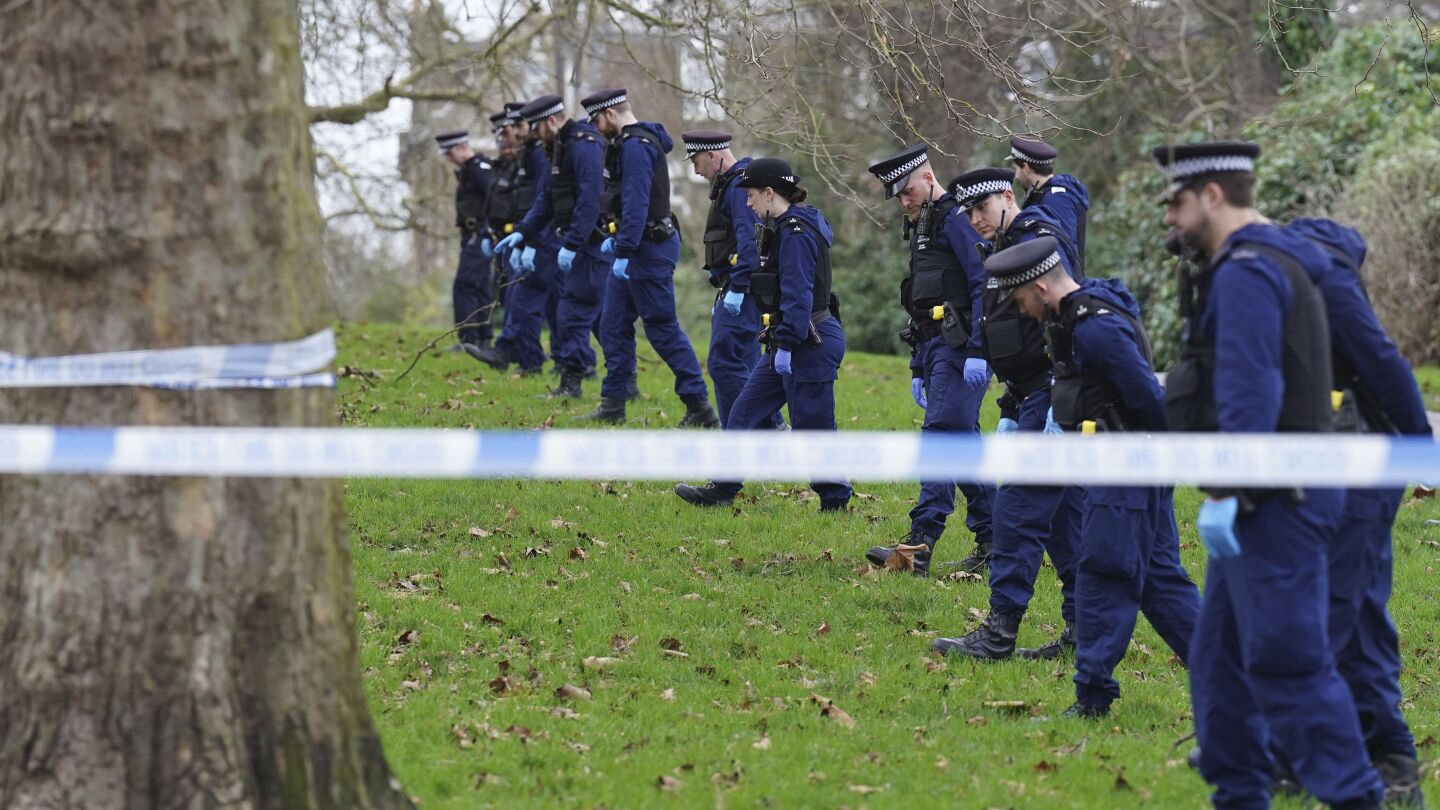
[1285,218,1432,763]
[453,154,495,346]
[908,205,995,544]
[983,205,1080,625]
[597,123,708,403]
[712,205,850,508]
[518,120,608,376]
[1187,223,1384,810]
[493,144,555,372]
[1054,278,1199,711]
[1022,173,1089,273]
[705,157,776,426]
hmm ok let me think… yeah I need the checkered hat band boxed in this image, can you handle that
[957,179,1012,201]
[989,251,1061,289]
[436,135,467,153]
[881,153,927,184]
[525,101,565,123]
[1009,147,1053,165]
[685,139,731,154]
[1163,155,1254,181]
[583,94,627,115]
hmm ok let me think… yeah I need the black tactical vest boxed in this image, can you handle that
[702,164,745,276]
[1165,241,1333,433]
[1047,293,1153,431]
[454,156,490,233]
[751,214,832,320]
[1024,183,1088,277]
[550,124,602,232]
[487,154,535,228]
[601,124,673,227]
[902,198,972,320]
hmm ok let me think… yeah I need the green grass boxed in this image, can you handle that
[338,322,1440,808]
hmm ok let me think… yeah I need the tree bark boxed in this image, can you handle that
[0,2,412,808]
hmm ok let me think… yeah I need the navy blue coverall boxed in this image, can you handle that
[908,205,995,544]
[453,154,495,347]
[597,123,708,404]
[517,120,609,377]
[493,142,556,372]
[1056,278,1199,711]
[1188,223,1384,810]
[713,205,851,509]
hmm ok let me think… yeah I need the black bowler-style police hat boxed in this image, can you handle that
[682,129,732,158]
[519,95,564,125]
[984,236,1063,290]
[580,88,627,120]
[1009,135,1057,166]
[1152,141,1261,203]
[735,157,800,195]
[503,102,526,124]
[867,144,930,199]
[948,167,1016,212]
[435,130,468,154]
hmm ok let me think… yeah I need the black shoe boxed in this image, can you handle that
[819,500,849,514]
[464,343,511,371]
[931,610,1022,660]
[1376,752,1427,808]
[1061,701,1109,719]
[866,530,938,577]
[583,368,598,380]
[678,396,720,429]
[546,370,583,400]
[517,365,543,377]
[1016,621,1076,660]
[445,343,467,354]
[675,482,735,508]
[627,380,641,400]
[579,397,626,424]
[955,541,992,574]
[1186,746,1201,771]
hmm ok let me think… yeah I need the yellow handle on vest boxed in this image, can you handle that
[608,222,617,234]
[729,254,738,266]
[762,313,772,327]
[503,223,514,234]
[1081,420,1097,435]
[931,305,945,322]
[1331,390,1344,412]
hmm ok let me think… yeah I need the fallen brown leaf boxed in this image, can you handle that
[481,612,504,625]
[883,543,929,573]
[810,693,856,728]
[816,622,831,636]
[549,518,577,529]
[468,526,492,538]
[488,676,512,695]
[494,552,512,571]
[583,656,621,671]
[554,683,592,701]
[569,546,587,560]
[550,706,582,719]
[657,775,682,791]
[848,784,885,794]
[752,735,771,750]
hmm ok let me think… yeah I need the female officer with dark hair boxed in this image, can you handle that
[674,158,851,513]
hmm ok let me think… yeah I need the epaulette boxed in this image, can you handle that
[786,217,804,233]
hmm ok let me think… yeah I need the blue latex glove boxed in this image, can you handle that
[612,257,630,279]
[518,246,536,274]
[773,348,792,375]
[1197,497,1241,559]
[997,417,1019,434]
[1044,406,1063,435]
[496,232,524,256]
[964,357,990,388]
[723,290,744,316]
[911,378,927,409]
[600,237,616,257]
[480,237,494,259]
[557,247,576,273]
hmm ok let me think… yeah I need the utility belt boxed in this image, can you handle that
[1331,387,1399,435]
[709,253,739,289]
[1002,369,1051,403]
[1063,404,1131,434]
[899,300,970,350]
[757,297,839,350]
[488,221,518,238]
[1202,487,1308,513]
[596,215,678,245]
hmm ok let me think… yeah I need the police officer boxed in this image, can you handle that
[436,130,495,352]
[473,103,551,375]
[931,168,1079,661]
[581,88,718,428]
[1157,141,1386,810]
[982,236,1201,717]
[863,144,994,577]
[674,158,851,512]
[684,129,786,430]
[497,95,608,400]
[1008,136,1090,274]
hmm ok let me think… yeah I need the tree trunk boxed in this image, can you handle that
[0,3,412,808]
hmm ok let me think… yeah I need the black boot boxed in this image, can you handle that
[464,343,511,371]
[1016,621,1076,660]
[1061,701,1109,719]
[580,397,626,424]
[931,610,1022,660]
[627,380,641,400]
[1376,752,1427,808]
[674,482,735,507]
[866,530,938,577]
[954,540,992,574]
[546,370,583,400]
[678,396,720,429]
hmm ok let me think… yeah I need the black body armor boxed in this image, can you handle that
[1046,293,1153,431]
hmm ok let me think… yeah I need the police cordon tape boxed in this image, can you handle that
[0,329,336,389]
[1,426,1437,486]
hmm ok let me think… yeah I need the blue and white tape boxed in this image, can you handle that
[0,426,1435,486]
[0,329,335,389]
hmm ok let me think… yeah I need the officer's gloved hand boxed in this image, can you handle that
[1197,497,1241,559]
[518,246,537,274]
[611,257,630,280]
[773,348,792,376]
[963,358,989,388]
[480,237,494,259]
[723,290,744,316]
[911,378,927,409]
[996,417,1019,434]
[557,247,576,273]
[496,232,525,257]
[600,237,616,257]
[1044,407,1064,435]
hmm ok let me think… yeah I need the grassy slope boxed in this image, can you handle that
[338,322,1440,808]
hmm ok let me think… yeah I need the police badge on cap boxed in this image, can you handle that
[984,236,1063,290]
[735,157,800,194]
[1009,136,1057,167]
[867,144,930,199]
[580,88,627,120]
[1152,141,1260,203]
[682,129,732,158]
[947,167,1016,212]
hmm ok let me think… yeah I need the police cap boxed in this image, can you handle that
[1152,141,1260,203]
[867,144,930,199]
[948,167,1016,212]
[519,95,564,125]
[503,102,526,124]
[580,88,627,119]
[435,131,468,154]
[682,129,732,158]
[984,236,1063,290]
[1009,135,1057,166]
[735,157,799,195]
